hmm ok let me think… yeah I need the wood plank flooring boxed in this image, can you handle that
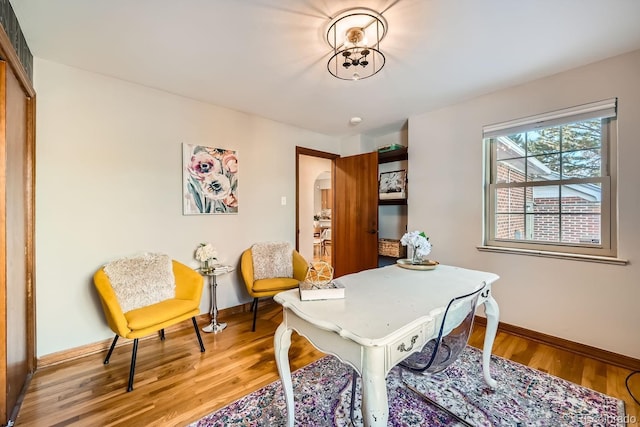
[16,303,640,426]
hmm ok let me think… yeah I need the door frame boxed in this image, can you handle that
[295,147,339,264]
[0,24,37,425]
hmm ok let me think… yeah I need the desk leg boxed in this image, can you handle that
[482,295,500,388]
[361,347,388,427]
[274,323,294,427]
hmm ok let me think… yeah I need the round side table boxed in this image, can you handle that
[199,265,234,333]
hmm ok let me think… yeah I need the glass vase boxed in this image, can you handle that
[410,245,422,265]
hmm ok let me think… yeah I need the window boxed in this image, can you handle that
[483,99,617,258]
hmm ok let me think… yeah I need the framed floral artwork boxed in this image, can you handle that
[183,143,238,214]
[379,169,407,200]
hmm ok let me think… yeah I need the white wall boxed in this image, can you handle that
[34,50,640,360]
[34,58,341,357]
[408,49,640,358]
[340,134,368,156]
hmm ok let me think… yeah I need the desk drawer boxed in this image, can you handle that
[387,327,427,368]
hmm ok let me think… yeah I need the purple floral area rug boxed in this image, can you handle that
[190,346,625,426]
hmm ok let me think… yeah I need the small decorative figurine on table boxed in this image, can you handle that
[299,261,344,300]
[304,261,334,288]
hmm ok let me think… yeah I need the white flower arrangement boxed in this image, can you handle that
[194,242,218,263]
[400,230,432,259]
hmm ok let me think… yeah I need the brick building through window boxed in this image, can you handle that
[494,137,601,244]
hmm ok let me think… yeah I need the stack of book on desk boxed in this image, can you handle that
[298,281,345,301]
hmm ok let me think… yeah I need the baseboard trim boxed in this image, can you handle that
[41,304,639,372]
[474,316,640,371]
[37,301,260,368]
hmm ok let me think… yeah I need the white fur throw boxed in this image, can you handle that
[103,253,176,313]
[252,242,293,280]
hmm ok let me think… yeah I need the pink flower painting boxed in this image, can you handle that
[183,143,238,214]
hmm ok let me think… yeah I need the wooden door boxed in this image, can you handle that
[0,59,34,424]
[333,152,379,277]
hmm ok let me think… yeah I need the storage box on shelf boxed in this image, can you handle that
[378,238,406,258]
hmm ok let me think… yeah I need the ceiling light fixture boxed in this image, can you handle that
[326,8,387,81]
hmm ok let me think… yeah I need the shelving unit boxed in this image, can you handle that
[377,146,408,267]
[378,146,408,205]
[379,198,407,206]
[378,146,408,164]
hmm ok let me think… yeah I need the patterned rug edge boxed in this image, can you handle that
[190,346,627,426]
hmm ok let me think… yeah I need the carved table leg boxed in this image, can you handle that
[361,346,388,426]
[274,322,294,427]
[482,294,500,388]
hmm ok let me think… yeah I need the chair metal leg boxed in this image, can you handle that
[400,370,474,427]
[103,335,119,365]
[350,369,359,425]
[350,368,474,426]
[192,317,205,352]
[107,319,204,393]
[127,338,139,392]
[251,298,259,332]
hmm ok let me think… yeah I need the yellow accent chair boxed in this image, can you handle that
[94,256,205,392]
[241,244,308,331]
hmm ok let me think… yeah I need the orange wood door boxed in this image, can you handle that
[0,60,32,424]
[333,152,378,278]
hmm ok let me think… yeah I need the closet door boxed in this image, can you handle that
[0,59,34,424]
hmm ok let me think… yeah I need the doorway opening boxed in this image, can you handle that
[295,147,338,267]
[313,171,332,263]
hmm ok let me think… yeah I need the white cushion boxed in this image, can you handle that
[251,242,293,280]
[104,253,175,313]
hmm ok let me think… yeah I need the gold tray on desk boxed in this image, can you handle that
[396,259,439,271]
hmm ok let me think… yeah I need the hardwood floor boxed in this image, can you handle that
[312,245,331,264]
[17,303,640,426]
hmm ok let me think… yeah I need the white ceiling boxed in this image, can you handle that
[11,0,640,137]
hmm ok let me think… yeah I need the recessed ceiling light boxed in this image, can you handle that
[350,117,363,125]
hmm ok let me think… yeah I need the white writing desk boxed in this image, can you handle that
[274,264,500,426]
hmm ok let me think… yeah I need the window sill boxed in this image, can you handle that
[476,245,628,265]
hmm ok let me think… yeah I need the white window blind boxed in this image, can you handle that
[483,98,617,138]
